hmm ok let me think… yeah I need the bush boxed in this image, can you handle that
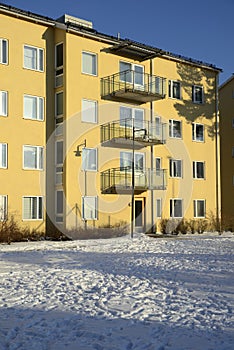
[0,216,45,243]
[158,218,210,235]
[65,222,128,240]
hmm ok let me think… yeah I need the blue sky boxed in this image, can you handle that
[1,0,233,84]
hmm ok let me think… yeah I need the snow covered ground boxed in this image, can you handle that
[0,233,233,350]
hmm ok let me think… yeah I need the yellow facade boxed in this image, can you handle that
[219,76,234,230]
[0,4,221,236]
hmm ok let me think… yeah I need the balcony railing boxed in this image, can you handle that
[101,119,166,147]
[101,167,167,194]
[101,70,166,104]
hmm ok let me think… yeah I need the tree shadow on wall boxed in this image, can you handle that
[173,62,218,140]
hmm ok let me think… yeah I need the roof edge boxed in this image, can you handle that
[0,2,222,72]
[219,75,234,90]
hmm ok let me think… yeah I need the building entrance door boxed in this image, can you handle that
[135,198,144,232]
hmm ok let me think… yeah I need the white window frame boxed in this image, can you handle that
[168,80,181,99]
[0,143,7,169]
[82,196,98,220]
[55,116,63,136]
[23,145,44,170]
[192,85,204,104]
[0,38,8,65]
[0,195,7,221]
[55,42,63,87]
[23,45,44,72]
[169,159,182,178]
[155,116,161,136]
[23,95,44,121]
[169,119,182,138]
[193,161,205,179]
[120,151,145,171]
[82,99,97,123]
[194,199,206,218]
[55,190,64,223]
[119,61,144,86]
[156,198,162,218]
[155,157,161,176]
[192,123,204,142]
[82,148,97,171]
[0,91,8,117]
[82,51,97,76]
[55,140,63,165]
[120,106,144,129]
[170,198,183,218]
[22,196,43,220]
[55,141,63,184]
[55,91,63,117]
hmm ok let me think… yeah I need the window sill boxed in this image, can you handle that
[81,72,98,77]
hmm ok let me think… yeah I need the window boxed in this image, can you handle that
[170,199,183,218]
[155,157,161,176]
[192,85,203,103]
[120,151,144,171]
[0,143,7,168]
[120,106,144,128]
[82,148,97,171]
[120,61,144,86]
[56,190,64,223]
[192,123,204,142]
[155,116,161,136]
[233,175,234,186]
[23,145,43,170]
[193,161,205,179]
[156,198,162,218]
[0,91,8,116]
[194,200,205,218]
[0,39,8,64]
[169,119,182,138]
[82,99,97,123]
[82,51,97,76]
[55,92,63,116]
[170,159,182,178]
[55,117,63,136]
[55,43,63,68]
[232,147,234,158]
[232,118,234,128]
[55,43,63,87]
[56,141,63,165]
[23,196,43,220]
[55,141,63,184]
[0,195,7,221]
[82,196,98,220]
[24,95,44,121]
[24,45,43,72]
[168,80,181,99]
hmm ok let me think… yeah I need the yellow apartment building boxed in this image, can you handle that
[0,3,222,236]
[219,75,234,230]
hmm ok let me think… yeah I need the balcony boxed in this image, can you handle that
[101,70,166,104]
[101,119,166,148]
[100,167,167,194]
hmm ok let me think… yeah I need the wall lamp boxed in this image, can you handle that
[74,139,86,157]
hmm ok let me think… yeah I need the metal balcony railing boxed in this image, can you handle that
[101,118,166,147]
[101,70,166,104]
[101,167,167,194]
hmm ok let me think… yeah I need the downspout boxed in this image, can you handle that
[150,59,154,232]
[215,72,221,232]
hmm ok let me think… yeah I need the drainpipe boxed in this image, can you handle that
[150,59,154,233]
[215,72,221,232]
